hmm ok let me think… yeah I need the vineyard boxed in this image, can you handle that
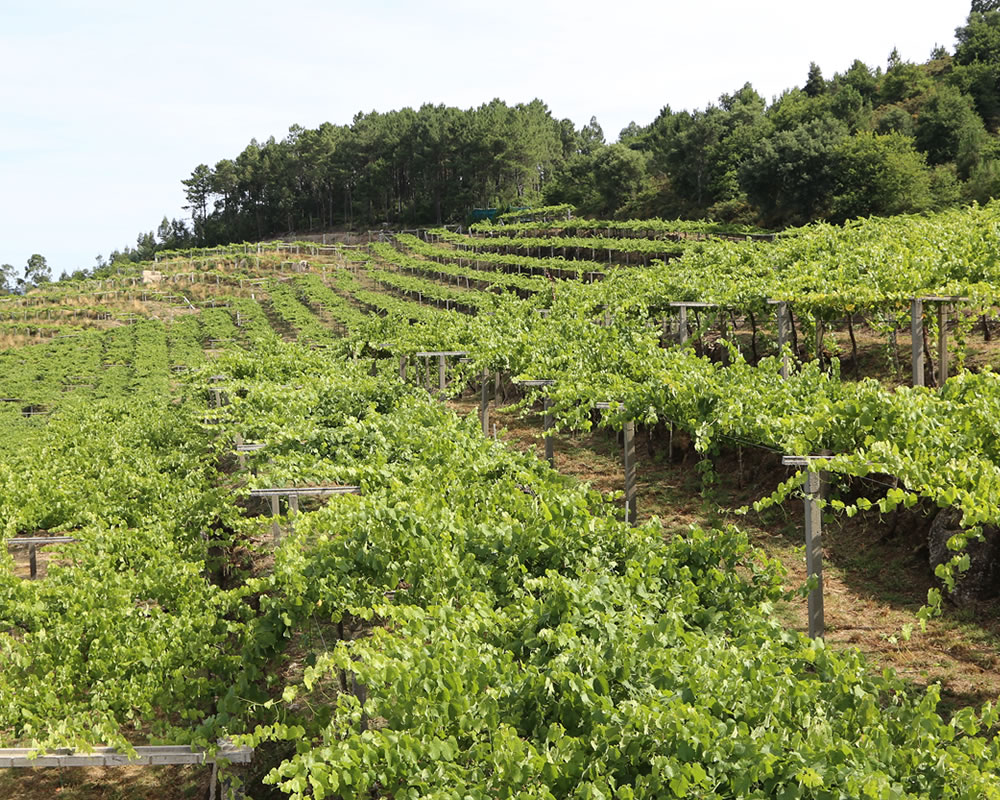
[2,205,1000,798]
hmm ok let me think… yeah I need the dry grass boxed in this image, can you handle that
[7,547,61,580]
[0,765,213,800]
[0,332,44,349]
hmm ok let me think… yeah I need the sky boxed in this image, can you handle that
[0,0,973,278]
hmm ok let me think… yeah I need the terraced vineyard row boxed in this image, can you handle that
[433,227,684,265]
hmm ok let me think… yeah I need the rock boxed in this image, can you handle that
[928,507,1000,606]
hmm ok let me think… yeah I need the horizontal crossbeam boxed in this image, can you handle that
[6,537,77,547]
[0,743,252,768]
[249,486,360,498]
[781,455,829,467]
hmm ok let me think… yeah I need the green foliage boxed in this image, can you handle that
[879,59,934,105]
[831,132,933,220]
[214,346,1000,800]
[497,204,576,223]
[804,62,827,97]
[874,105,915,137]
[915,85,991,174]
[23,253,51,289]
[0,263,14,294]
[964,155,1000,201]
[6,216,1000,796]
[741,118,847,225]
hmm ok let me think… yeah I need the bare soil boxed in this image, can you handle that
[0,765,211,800]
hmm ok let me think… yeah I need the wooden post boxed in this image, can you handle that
[543,397,554,466]
[938,302,949,385]
[677,305,688,345]
[398,356,407,381]
[803,468,824,639]
[815,319,824,369]
[235,433,245,469]
[270,495,281,543]
[623,419,637,524]
[438,355,447,392]
[911,297,924,387]
[480,369,490,436]
[29,544,37,580]
[776,301,790,379]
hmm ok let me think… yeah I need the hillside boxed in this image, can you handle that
[2,207,1000,798]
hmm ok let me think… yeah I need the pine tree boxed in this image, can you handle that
[972,1,1000,13]
[805,62,826,97]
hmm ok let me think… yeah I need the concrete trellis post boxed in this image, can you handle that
[915,296,967,387]
[234,440,264,470]
[911,297,924,387]
[938,302,949,384]
[414,351,468,397]
[269,495,281,542]
[543,398,554,465]
[623,419,636,522]
[5,537,77,580]
[669,301,717,347]
[597,402,637,524]
[250,486,362,543]
[782,455,827,639]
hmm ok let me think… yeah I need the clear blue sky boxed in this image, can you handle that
[0,0,971,278]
